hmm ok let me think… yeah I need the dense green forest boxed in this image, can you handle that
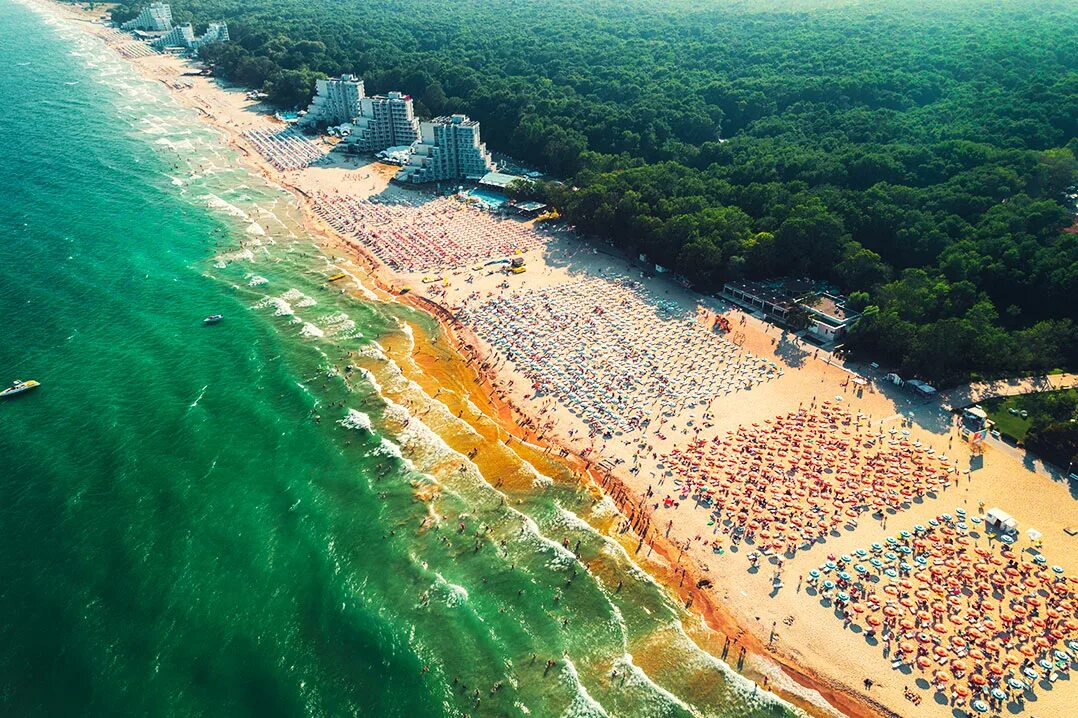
[108,0,1078,384]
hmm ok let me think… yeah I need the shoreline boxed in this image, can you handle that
[38,5,1078,718]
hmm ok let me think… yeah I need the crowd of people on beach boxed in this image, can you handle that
[310,192,546,272]
[657,403,955,555]
[808,517,1078,713]
[460,276,779,435]
[242,126,328,171]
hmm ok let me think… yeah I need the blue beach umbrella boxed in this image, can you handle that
[870,558,883,568]
[900,562,913,572]
[837,591,850,602]
[1038,659,1053,670]
[942,514,953,522]
[808,569,821,579]
[823,580,836,590]
[886,536,898,546]
[855,548,868,558]
[1022,667,1039,680]
[1052,565,1064,574]
[1006,678,1025,690]
[990,688,1006,701]
[855,564,868,574]
[971,700,989,713]
[871,542,883,552]
[1032,554,1046,563]
[955,508,966,516]
[899,530,911,539]
[929,519,940,527]
[884,568,898,578]
[838,571,852,582]
[840,554,852,563]
[825,560,837,571]
[913,524,926,533]
[1001,534,1015,544]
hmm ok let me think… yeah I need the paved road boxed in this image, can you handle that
[940,372,1077,410]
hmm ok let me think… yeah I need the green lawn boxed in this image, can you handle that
[981,388,1078,443]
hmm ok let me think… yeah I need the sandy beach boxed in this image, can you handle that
[51,6,1078,717]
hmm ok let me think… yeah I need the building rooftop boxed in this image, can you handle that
[723,280,798,309]
[802,292,859,324]
[479,171,524,189]
[430,114,480,127]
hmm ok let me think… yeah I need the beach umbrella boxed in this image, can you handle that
[971,700,989,713]
[1007,678,1025,690]
[1022,667,1038,680]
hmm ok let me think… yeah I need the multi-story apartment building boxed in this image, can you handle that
[195,22,230,47]
[151,23,195,50]
[150,21,229,52]
[346,92,421,153]
[300,75,365,128]
[121,3,173,31]
[396,114,495,183]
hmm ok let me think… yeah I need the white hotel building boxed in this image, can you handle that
[396,114,495,184]
[121,3,173,31]
[346,92,421,153]
[300,75,365,129]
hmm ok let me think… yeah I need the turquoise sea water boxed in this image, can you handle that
[0,2,801,716]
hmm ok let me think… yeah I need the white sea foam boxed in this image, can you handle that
[299,322,324,339]
[247,275,269,287]
[201,193,251,221]
[245,222,266,236]
[371,437,405,462]
[612,653,694,715]
[432,572,469,608]
[338,409,373,432]
[280,288,316,308]
[558,657,609,718]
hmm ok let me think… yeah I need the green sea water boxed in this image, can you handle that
[0,2,803,716]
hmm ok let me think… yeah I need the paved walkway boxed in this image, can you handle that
[939,372,1077,409]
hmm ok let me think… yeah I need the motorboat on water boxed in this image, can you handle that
[0,379,40,398]
[203,314,224,324]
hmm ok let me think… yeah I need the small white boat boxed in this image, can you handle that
[0,379,40,398]
[203,314,224,324]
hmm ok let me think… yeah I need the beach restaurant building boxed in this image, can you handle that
[721,279,810,322]
[801,292,862,342]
